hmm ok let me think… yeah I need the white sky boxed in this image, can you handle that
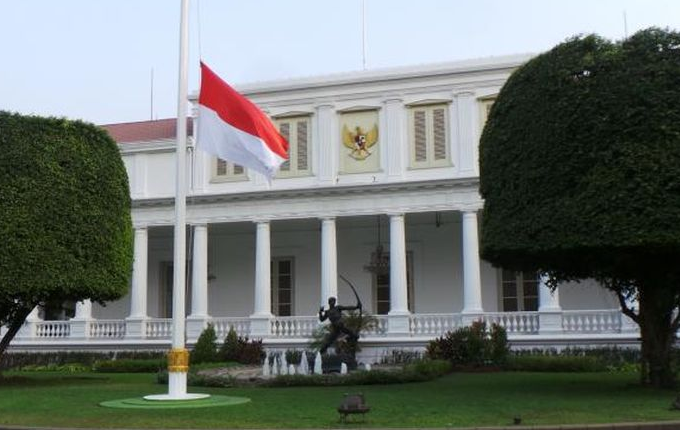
[1,0,678,125]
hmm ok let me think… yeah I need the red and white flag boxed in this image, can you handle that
[197,62,288,179]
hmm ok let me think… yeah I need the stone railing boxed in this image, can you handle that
[213,317,250,339]
[410,313,462,335]
[270,316,320,338]
[562,310,622,333]
[35,321,70,338]
[145,318,172,338]
[7,309,642,346]
[482,312,540,334]
[90,320,126,339]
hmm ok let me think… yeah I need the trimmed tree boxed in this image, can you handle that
[480,28,680,388]
[0,112,133,361]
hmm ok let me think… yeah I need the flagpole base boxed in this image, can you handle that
[144,372,210,401]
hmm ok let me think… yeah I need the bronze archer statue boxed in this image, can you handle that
[318,296,361,354]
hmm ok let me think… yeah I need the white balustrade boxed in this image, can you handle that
[482,312,539,334]
[362,315,388,336]
[145,318,172,338]
[213,318,251,339]
[562,310,621,333]
[89,320,126,338]
[270,316,320,337]
[35,321,70,338]
[410,313,463,335]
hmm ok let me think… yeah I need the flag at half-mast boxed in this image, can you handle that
[197,62,288,179]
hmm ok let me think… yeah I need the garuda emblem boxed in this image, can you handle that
[342,124,378,160]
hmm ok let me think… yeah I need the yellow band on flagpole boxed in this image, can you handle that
[167,348,190,373]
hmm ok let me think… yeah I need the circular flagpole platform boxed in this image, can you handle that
[100,395,250,409]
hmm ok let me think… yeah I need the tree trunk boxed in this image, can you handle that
[638,286,676,388]
[0,307,33,369]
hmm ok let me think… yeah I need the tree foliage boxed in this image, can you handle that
[479,28,680,387]
[0,112,133,358]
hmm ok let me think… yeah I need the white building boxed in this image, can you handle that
[7,55,637,359]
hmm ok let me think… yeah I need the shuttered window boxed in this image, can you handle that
[274,116,311,177]
[214,158,246,180]
[409,104,450,168]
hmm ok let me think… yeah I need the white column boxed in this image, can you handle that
[320,218,338,305]
[187,224,210,340]
[538,273,563,334]
[250,220,272,336]
[129,227,149,318]
[388,213,410,334]
[461,211,483,317]
[74,300,93,319]
[126,226,148,339]
[538,275,561,311]
[70,299,93,339]
[18,306,42,339]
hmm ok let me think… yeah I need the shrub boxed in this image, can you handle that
[265,359,452,387]
[380,349,423,365]
[191,324,218,364]
[236,337,264,364]
[93,358,165,373]
[0,351,164,371]
[218,327,239,362]
[509,346,647,373]
[426,321,509,367]
[506,355,605,372]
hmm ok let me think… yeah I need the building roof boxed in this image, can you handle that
[101,117,193,144]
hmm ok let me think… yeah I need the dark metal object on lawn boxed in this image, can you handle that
[338,393,370,422]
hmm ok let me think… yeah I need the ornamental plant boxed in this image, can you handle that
[0,112,133,363]
[480,28,680,387]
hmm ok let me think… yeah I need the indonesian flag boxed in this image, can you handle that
[197,62,288,178]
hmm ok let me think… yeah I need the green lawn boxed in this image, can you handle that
[1,371,679,428]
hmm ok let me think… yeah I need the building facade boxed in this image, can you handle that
[6,55,638,360]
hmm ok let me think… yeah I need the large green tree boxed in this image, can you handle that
[0,112,133,360]
[480,28,680,388]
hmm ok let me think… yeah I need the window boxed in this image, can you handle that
[500,269,538,312]
[409,104,450,168]
[373,251,414,315]
[271,257,294,316]
[275,116,311,177]
[213,158,246,181]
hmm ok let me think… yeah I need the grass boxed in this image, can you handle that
[0,371,679,428]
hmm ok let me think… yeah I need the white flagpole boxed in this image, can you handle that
[167,0,190,399]
[143,0,207,401]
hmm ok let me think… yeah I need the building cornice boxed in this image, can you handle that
[188,54,533,101]
[132,177,479,209]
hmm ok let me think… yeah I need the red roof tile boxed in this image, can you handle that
[100,117,193,144]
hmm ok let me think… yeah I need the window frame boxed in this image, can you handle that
[274,115,312,178]
[408,103,451,169]
[498,269,539,312]
[271,256,295,317]
[212,158,247,182]
[372,251,414,315]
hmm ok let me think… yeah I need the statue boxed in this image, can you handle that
[318,275,363,355]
